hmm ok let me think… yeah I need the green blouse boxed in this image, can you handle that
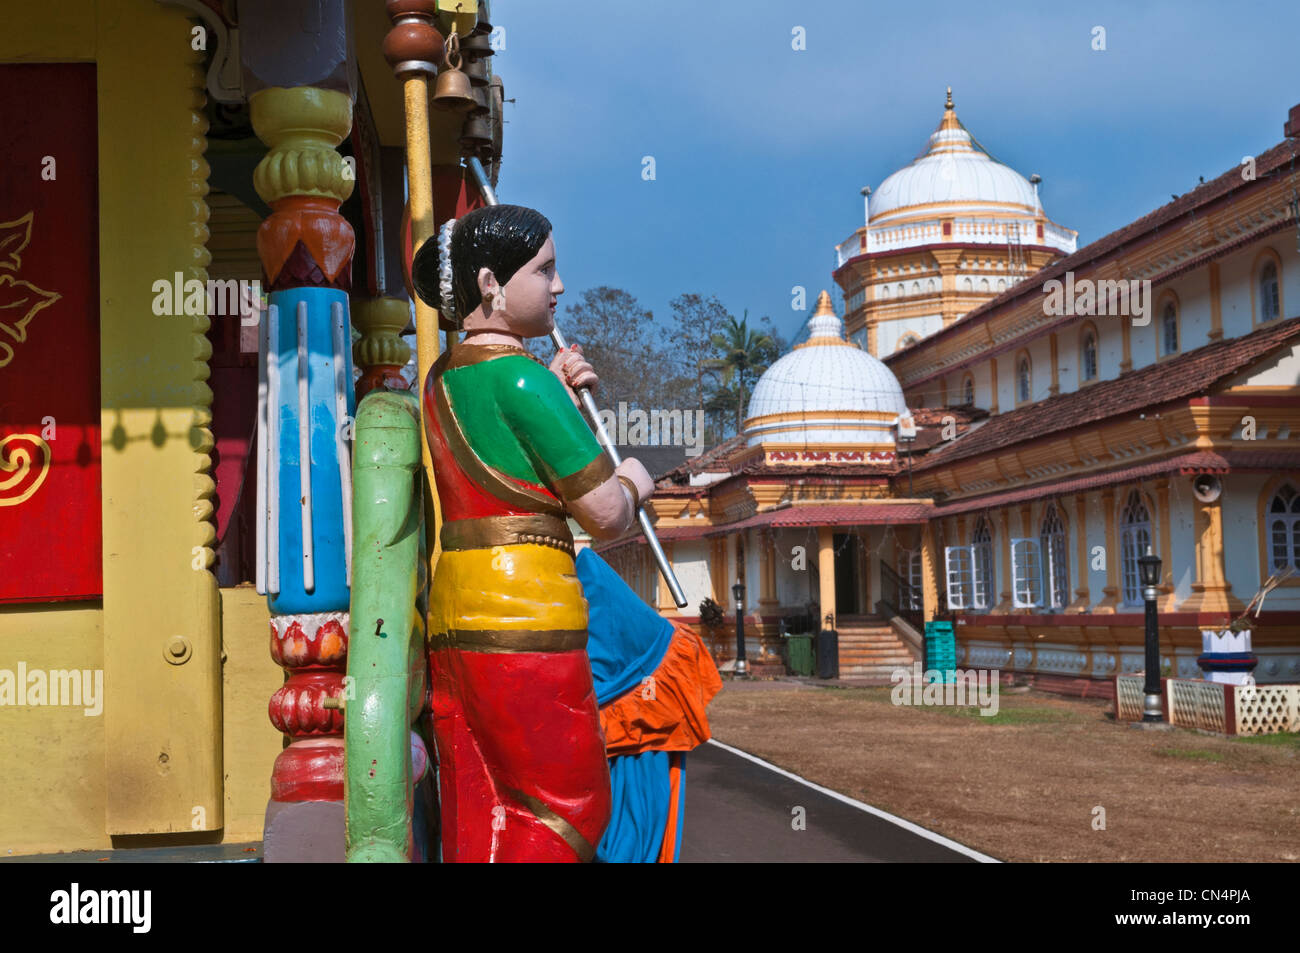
[442,349,606,493]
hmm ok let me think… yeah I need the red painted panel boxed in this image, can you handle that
[0,64,101,603]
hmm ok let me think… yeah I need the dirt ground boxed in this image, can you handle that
[706,680,1300,862]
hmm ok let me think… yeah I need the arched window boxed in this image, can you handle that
[1259,260,1280,322]
[1081,328,1098,381]
[911,281,921,295]
[972,517,995,610]
[1160,301,1179,355]
[979,277,990,292]
[1017,357,1031,403]
[896,283,905,297]
[996,278,1006,292]
[895,333,920,352]
[926,278,937,293]
[962,277,973,292]
[1119,491,1153,606]
[880,285,890,299]
[1268,484,1300,571]
[962,375,975,405]
[1040,504,1070,610]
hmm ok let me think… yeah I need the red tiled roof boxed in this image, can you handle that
[703,503,934,535]
[886,137,1300,372]
[657,434,746,486]
[916,315,1300,472]
[932,450,1300,516]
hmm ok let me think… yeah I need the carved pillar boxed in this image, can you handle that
[656,542,677,613]
[1096,488,1122,613]
[817,526,836,627]
[759,530,778,608]
[352,296,413,399]
[1208,262,1224,341]
[1154,478,1177,612]
[993,509,1014,614]
[1182,494,1246,618]
[1067,493,1091,613]
[252,85,357,849]
[1049,333,1060,395]
[920,521,939,622]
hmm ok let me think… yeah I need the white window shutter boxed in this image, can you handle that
[1011,538,1043,608]
[944,545,972,610]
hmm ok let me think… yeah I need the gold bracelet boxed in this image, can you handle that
[617,475,641,511]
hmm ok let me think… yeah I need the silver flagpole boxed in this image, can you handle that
[465,157,688,608]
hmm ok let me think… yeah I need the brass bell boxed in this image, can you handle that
[459,115,491,149]
[433,33,476,112]
[433,63,476,112]
[461,34,494,56]
[464,56,489,87]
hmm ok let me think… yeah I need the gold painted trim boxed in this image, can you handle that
[431,353,565,517]
[440,514,574,554]
[432,628,589,653]
[502,786,596,862]
[791,337,854,350]
[445,340,546,369]
[746,409,904,424]
[553,453,614,501]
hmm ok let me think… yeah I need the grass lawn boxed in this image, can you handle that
[707,681,1300,862]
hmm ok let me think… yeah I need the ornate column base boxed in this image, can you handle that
[264,610,349,863]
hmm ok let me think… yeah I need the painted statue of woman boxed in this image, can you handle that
[410,204,655,862]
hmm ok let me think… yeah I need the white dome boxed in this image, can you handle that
[744,292,908,449]
[869,95,1040,223]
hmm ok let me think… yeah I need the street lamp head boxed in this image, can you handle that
[732,579,745,610]
[1138,546,1162,588]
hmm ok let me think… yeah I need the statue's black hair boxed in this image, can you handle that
[411,204,553,328]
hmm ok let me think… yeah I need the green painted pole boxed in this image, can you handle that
[345,390,425,863]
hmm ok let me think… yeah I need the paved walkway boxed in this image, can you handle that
[679,740,995,863]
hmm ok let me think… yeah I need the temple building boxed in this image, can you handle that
[603,96,1300,693]
[834,90,1077,357]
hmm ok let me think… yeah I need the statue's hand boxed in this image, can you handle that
[549,344,597,400]
[616,458,655,509]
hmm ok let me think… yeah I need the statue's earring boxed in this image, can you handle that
[492,287,507,312]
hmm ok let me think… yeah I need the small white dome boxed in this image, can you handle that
[744,291,908,449]
[869,92,1040,223]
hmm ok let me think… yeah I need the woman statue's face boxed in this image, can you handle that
[473,234,564,339]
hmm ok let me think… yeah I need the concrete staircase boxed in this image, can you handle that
[836,615,920,682]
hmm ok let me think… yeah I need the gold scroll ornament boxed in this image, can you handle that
[0,433,51,506]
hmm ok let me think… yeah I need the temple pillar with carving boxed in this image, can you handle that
[251,83,357,862]
[1182,494,1246,618]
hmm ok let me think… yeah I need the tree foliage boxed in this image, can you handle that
[531,287,786,450]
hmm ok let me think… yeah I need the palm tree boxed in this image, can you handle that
[702,311,776,437]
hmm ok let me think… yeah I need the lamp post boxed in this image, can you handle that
[896,416,917,497]
[733,579,748,678]
[1138,547,1163,722]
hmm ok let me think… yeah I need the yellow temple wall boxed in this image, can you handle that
[0,605,108,854]
[0,0,277,855]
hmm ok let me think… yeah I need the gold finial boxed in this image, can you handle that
[945,86,953,110]
[813,290,834,316]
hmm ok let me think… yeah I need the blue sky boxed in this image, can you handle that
[490,0,1300,343]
